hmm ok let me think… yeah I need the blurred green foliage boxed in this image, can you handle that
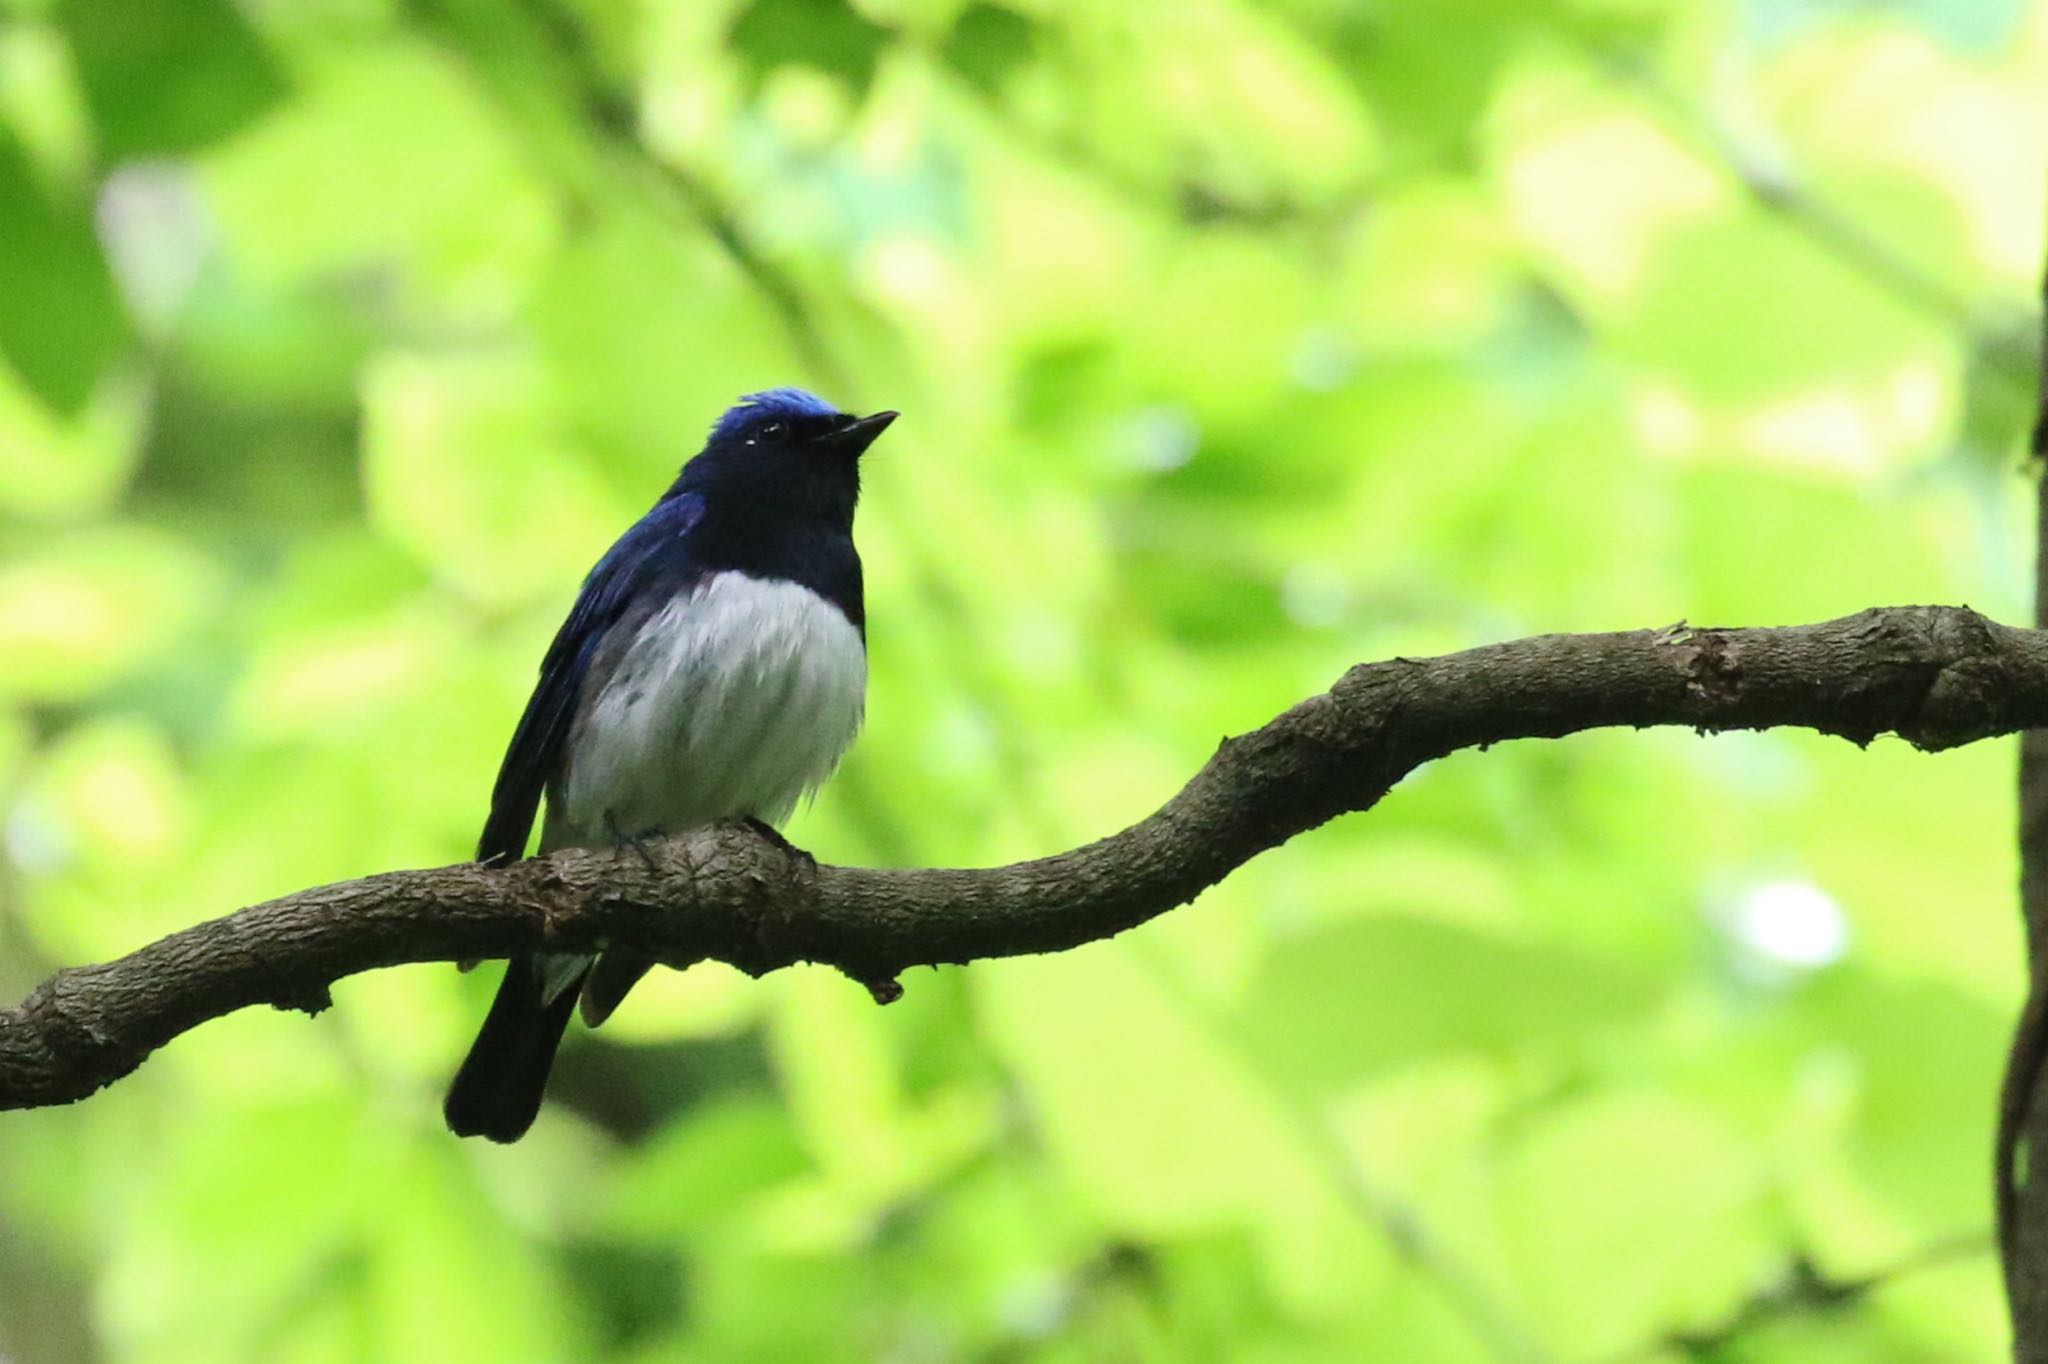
[0,0,2042,1359]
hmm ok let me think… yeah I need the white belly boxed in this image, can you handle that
[550,572,866,849]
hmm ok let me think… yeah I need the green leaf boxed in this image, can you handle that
[358,347,623,606]
[730,0,891,99]
[976,943,1392,1315]
[1234,916,1662,1091]
[600,1099,810,1241]
[57,0,287,159]
[0,356,146,516]
[1798,971,2005,1229]
[0,524,214,701]
[198,42,554,307]
[0,134,126,413]
[1497,1091,1773,1356]
[1318,3,1521,168]
[942,4,1041,99]
[1611,199,1951,408]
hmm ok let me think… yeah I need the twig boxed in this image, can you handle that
[1138,945,1554,1362]
[1598,1235,1986,1362]
[1586,43,2033,387]
[516,0,851,391]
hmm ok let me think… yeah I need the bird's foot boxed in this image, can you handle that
[605,812,663,874]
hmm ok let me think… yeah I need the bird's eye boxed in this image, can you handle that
[759,421,788,440]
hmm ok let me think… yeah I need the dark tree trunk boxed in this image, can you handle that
[2005,260,2048,1361]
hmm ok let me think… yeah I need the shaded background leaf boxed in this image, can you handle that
[56,0,287,161]
[0,134,126,414]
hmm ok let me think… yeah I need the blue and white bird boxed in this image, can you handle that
[444,388,895,1143]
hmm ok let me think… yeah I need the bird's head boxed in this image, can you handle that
[674,389,896,519]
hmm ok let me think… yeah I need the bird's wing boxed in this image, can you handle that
[476,492,707,865]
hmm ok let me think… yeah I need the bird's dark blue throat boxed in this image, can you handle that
[667,397,896,632]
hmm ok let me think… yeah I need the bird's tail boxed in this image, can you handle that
[443,955,584,1143]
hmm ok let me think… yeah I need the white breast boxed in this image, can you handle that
[549,572,866,850]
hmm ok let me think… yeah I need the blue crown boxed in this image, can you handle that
[711,388,841,444]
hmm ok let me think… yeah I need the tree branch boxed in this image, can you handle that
[5,605,2046,1111]
[1602,1235,1987,1363]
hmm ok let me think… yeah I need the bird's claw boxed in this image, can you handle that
[605,812,663,873]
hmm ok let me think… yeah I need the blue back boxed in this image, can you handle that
[476,492,707,865]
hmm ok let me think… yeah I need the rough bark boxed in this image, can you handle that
[3,606,2044,1111]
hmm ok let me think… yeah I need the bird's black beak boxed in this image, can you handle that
[822,409,897,456]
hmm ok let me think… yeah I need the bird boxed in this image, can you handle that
[444,387,896,1143]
